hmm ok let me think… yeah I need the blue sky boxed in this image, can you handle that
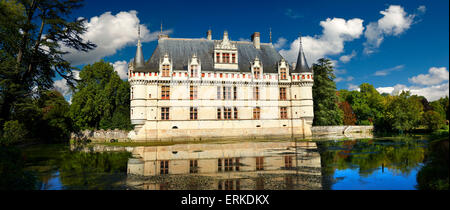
[55,0,449,101]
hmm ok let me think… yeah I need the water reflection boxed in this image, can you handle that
[126,141,323,190]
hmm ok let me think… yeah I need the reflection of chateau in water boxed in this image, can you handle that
[126,141,322,190]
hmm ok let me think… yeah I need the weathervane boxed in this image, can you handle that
[269,27,272,43]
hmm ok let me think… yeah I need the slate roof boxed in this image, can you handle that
[134,38,299,73]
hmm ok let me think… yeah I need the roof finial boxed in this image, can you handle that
[269,27,272,43]
[160,21,163,34]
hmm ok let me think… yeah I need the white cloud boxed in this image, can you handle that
[334,69,347,75]
[377,83,449,101]
[335,76,354,83]
[374,64,404,76]
[273,37,287,50]
[112,61,129,80]
[364,5,415,54]
[348,84,361,91]
[62,10,172,66]
[54,79,71,97]
[339,50,357,63]
[417,5,426,14]
[279,17,364,64]
[409,67,449,86]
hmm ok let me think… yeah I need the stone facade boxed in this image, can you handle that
[128,30,314,141]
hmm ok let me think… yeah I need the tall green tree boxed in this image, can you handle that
[312,58,343,126]
[0,0,95,138]
[70,60,132,131]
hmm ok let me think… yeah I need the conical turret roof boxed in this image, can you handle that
[134,25,145,68]
[294,35,311,73]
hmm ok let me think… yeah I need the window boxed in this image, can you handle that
[216,53,221,63]
[224,158,233,171]
[253,107,261,120]
[280,68,287,80]
[190,160,198,174]
[234,107,238,119]
[190,107,198,120]
[280,107,288,119]
[253,67,261,79]
[161,107,169,120]
[190,65,198,77]
[217,86,221,100]
[161,85,170,100]
[256,157,264,171]
[233,86,237,100]
[224,107,232,120]
[218,158,223,172]
[190,85,198,100]
[162,64,170,77]
[253,87,259,100]
[160,160,169,174]
[224,87,231,100]
[235,158,240,171]
[223,53,230,63]
[232,53,236,63]
[280,87,287,100]
[217,108,222,120]
[285,156,293,169]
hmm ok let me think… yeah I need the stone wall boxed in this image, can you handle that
[72,129,130,142]
[311,125,373,139]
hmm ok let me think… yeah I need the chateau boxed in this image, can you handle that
[128,29,314,141]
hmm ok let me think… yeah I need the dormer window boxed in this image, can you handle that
[253,67,261,79]
[190,65,198,77]
[223,53,230,63]
[280,68,287,80]
[232,53,236,63]
[162,64,170,77]
[216,53,221,63]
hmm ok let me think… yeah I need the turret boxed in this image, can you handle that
[294,34,311,73]
[134,25,145,68]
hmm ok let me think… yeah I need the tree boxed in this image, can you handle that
[70,60,132,131]
[423,110,445,131]
[312,58,343,126]
[0,0,94,141]
[339,101,357,125]
[377,91,424,132]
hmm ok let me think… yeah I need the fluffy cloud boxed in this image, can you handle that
[339,50,357,63]
[279,17,364,64]
[53,70,80,102]
[374,64,404,76]
[112,61,129,80]
[377,83,449,101]
[417,5,426,14]
[348,84,360,91]
[62,10,172,66]
[364,5,415,54]
[408,67,449,85]
[376,66,449,101]
[273,37,287,50]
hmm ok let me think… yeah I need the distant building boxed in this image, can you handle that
[128,29,314,141]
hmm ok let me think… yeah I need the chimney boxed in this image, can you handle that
[207,30,212,40]
[158,34,169,40]
[251,32,260,49]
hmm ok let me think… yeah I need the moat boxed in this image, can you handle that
[21,136,430,190]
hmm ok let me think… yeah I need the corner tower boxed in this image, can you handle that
[292,34,314,136]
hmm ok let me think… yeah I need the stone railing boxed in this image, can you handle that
[71,129,130,142]
[311,125,373,139]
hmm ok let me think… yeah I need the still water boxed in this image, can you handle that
[22,137,429,190]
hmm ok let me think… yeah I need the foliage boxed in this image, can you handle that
[70,60,132,131]
[423,110,445,131]
[0,0,94,144]
[312,58,343,126]
[1,120,28,146]
[340,84,384,125]
[338,101,356,125]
